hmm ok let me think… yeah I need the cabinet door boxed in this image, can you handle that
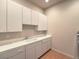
[8,52,25,59]
[42,39,51,54]
[0,46,25,59]
[43,15,48,30]
[48,39,52,50]
[26,43,36,59]
[31,10,38,25]
[38,13,48,31]
[0,53,6,59]
[7,0,22,32]
[35,41,42,58]
[23,7,32,25]
[0,0,6,32]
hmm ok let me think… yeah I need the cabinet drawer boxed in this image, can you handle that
[0,46,25,58]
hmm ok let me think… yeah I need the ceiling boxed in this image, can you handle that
[27,0,64,9]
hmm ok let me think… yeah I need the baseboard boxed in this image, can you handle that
[52,48,74,59]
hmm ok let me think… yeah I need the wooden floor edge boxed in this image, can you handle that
[39,49,51,59]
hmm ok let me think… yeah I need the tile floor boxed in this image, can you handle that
[41,50,72,59]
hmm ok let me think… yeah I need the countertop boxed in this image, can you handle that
[0,35,52,53]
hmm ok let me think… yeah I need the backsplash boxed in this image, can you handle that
[0,25,47,46]
[0,25,46,41]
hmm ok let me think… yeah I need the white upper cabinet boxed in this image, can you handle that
[31,10,38,25]
[38,13,48,31]
[23,7,32,25]
[0,0,6,32]
[42,15,48,30]
[7,0,22,32]
[0,0,48,32]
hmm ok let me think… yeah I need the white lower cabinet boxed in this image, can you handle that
[0,54,6,59]
[26,41,42,59]
[41,39,51,54]
[0,38,51,59]
[8,52,25,59]
[0,46,25,59]
[26,43,36,59]
[35,41,42,58]
[25,39,51,59]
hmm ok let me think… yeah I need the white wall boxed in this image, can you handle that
[45,0,79,57]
